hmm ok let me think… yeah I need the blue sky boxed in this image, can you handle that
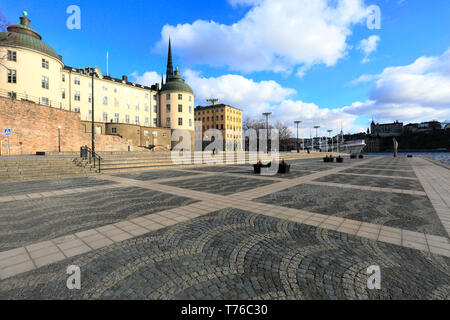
[2,0,449,136]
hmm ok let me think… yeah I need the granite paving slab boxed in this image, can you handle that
[0,208,448,300]
[112,169,202,181]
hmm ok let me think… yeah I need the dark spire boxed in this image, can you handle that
[166,37,173,82]
[161,73,164,88]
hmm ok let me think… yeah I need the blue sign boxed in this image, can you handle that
[4,129,11,136]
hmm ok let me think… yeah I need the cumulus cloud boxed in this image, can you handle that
[155,0,369,74]
[130,71,162,87]
[345,48,450,123]
[357,35,380,63]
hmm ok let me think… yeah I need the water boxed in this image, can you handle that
[365,152,450,164]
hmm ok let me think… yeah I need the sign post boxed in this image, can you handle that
[5,129,11,155]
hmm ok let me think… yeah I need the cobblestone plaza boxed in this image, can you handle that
[0,156,449,299]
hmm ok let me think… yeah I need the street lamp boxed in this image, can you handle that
[58,126,61,152]
[314,125,320,152]
[262,112,272,153]
[90,68,95,156]
[327,129,333,152]
[294,121,302,153]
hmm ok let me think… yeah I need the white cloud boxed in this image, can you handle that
[357,35,380,63]
[130,71,162,87]
[345,48,450,123]
[155,0,369,74]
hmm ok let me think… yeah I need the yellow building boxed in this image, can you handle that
[0,13,194,149]
[194,104,243,149]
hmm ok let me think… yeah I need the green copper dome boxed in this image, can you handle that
[0,15,61,61]
[161,69,193,94]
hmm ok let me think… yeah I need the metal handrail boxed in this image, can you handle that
[80,145,102,172]
[0,88,77,113]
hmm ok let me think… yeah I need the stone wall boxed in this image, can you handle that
[0,97,136,155]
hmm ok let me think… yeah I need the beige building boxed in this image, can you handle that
[0,13,194,149]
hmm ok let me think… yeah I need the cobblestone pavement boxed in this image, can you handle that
[0,187,198,251]
[314,173,424,191]
[0,209,448,300]
[0,156,449,300]
[112,169,202,181]
[254,184,446,236]
[0,176,116,196]
[161,175,277,195]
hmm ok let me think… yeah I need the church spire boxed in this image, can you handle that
[166,37,173,82]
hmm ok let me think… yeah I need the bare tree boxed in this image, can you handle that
[274,120,292,142]
[0,8,10,32]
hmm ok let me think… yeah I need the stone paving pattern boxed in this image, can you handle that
[0,176,116,196]
[314,174,424,191]
[255,184,447,236]
[0,187,197,251]
[0,155,449,300]
[0,209,448,300]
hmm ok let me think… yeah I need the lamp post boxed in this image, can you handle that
[58,126,61,152]
[327,129,333,152]
[262,112,272,153]
[294,121,301,153]
[91,69,95,155]
[206,98,219,154]
[314,125,320,152]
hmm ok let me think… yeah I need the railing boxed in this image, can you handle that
[0,89,78,113]
[80,145,102,172]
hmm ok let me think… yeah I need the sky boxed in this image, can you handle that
[1,0,449,137]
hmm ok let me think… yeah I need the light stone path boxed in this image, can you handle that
[410,157,450,237]
[1,156,449,282]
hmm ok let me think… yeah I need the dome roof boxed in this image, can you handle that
[0,15,61,61]
[161,70,193,94]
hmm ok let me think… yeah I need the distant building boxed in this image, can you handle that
[194,104,243,150]
[370,120,403,137]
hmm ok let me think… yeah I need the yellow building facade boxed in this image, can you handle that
[0,14,194,149]
[194,104,243,147]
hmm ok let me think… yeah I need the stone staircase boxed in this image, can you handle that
[0,158,97,182]
[95,151,330,173]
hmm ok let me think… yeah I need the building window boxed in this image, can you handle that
[102,84,108,91]
[145,117,149,125]
[166,104,171,112]
[88,80,92,87]
[41,97,49,106]
[135,116,140,125]
[114,86,119,93]
[162,132,167,137]
[126,101,130,109]
[103,96,108,105]
[62,74,65,82]
[189,96,192,102]
[125,115,130,124]
[189,119,192,127]
[178,94,182,100]
[7,69,17,83]
[189,106,192,114]
[8,92,17,99]
[74,77,80,85]
[145,93,149,99]
[178,104,182,112]
[152,132,158,138]
[112,128,117,134]
[153,105,157,113]
[166,93,170,100]
[88,94,92,103]
[41,76,49,89]
[74,91,81,101]
[7,50,17,62]
[166,117,171,126]
[153,118,157,126]
[114,113,119,123]
[145,104,149,112]
[42,58,49,69]
[135,103,139,111]
[153,94,157,101]
[178,118,183,126]
[144,130,149,137]
[102,112,108,122]
[61,89,66,99]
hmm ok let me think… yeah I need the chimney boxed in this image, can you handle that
[122,75,128,82]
